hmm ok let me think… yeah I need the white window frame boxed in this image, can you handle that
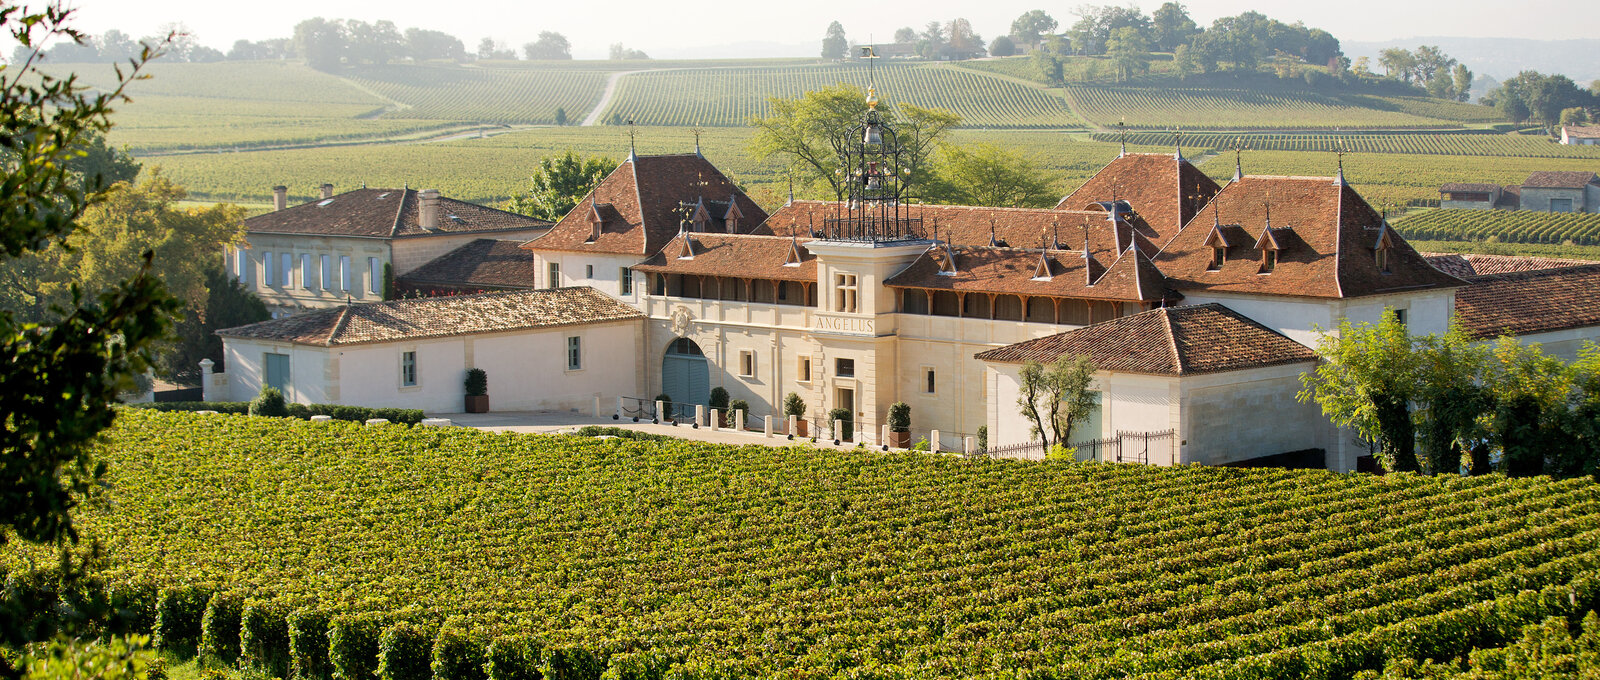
[321,255,333,291]
[739,350,756,378]
[301,254,314,290]
[400,350,418,387]
[566,335,582,371]
[369,257,382,295]
[281,253,294,288]
[340,255,352,292]
[585,264,594,279]
[797,356,811,383]
[835,273,858,313]
[263,252,275,286]
[923,366,936,395]
[548,262,561,289]
[619,267,633,295]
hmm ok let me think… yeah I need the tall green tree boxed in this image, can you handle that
[1483,337,1572,477]
[1009,10,1057,50]
[748,83,959,200]
[505,151,618,221]
[1150,2,1199,52]
[924,143,1056,208]
[820,21,847,60]
[1016,355,1098,450]
[522,31,570,60]
[1106,26,1152,82]
[1412,326,1491,475]
[1067,4,1150,56]
[293,17,345,70]
[161,263,269,386]
[1298,311,1421,472]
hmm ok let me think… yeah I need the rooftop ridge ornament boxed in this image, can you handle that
[1333,144,1347,187]
[1117,119,1127,158]
[820,48,922,243]
[1173,128,1184,162]
[1233,137,1245,182]
[692,127,704,157]
[626,119,637,162]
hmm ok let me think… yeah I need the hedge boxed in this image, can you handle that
[598,652,674,680]
[199,592,244,665]
[378,622,434,680]
[241,600,291,677]
[487,634,545,680]
[153,586,212,657]
[539,645,603,680]
[330,613,389,680]
[431,624,488,680]
[133,401,425,425]
[288,609,332,680]
[106,582,159,638]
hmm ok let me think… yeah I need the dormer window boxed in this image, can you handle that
[1209,246,1226,271]
[1376,247,1390,273]
[1260,249,1276,274]
[1254,227,1282,275]
[1374,224,1395,274]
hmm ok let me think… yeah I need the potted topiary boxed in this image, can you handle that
[828,406,852,443]
[708,386,730,426]
[784,392,807,437]
[464,368,489,413]
[887,401,911,449]
[728,399,749,430]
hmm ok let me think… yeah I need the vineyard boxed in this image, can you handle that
[344,65,611,125]
[1092,131,1600,159]
[1065,86,1492,130]
[14,410,1600,679]
[1397,209,1600,245]
[598,63,1082,129]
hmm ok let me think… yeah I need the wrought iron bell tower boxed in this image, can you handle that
[824,46,922,242]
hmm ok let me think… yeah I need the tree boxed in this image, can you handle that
[404,28,465,62]
[1378,47,1417,84]
[1016,355,1097,450]
[1499,94,1531,124]
[608,43,648,60]
[1106,26,1151,82]
[554,107,567,126]
[0,3,179,558]
[748,84,959,201]
[989,35,1016,57]
[944,18,983,58]
[344,19,404,65]
[821,21,847,60]
[1412,326,1491,476]
[893,27,917,44]
[1562,107,1591,126]
[1033,51,1065,86]
[1298,311,1421,472]
[161,263,269,386]
[505,151,619,221]
[294,17,345,70]
[1171,43,1198,81]
[523,31,570,60]
[1483,337,1572,477]
[1068,4,1149,56]
[1451,63,1474,102]
[97,29,137,61]
[924,143,1056,208]
[1009,10,1057,50]
[1149,2,1198,52]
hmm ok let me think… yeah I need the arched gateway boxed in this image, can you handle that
[660,337,709,411]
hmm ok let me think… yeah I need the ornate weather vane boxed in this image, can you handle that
[820,45,920,242]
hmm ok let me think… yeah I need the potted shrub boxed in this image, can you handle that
[784,392,807,437]
[249,386,288,417]
[728,399,749,430]
[887,401,911,449]
[463,368,489,413]
[708,387,730,426]
[828,406,852,443]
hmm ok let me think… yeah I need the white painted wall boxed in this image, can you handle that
[222,320,642,413]
[1181,289,1456,348]
[528,251,645,306]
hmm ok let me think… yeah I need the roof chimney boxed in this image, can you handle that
[321,183,334,199]
[420,189,441,230]
[273,185,288,211]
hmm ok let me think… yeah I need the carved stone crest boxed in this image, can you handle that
[670,306,694,337]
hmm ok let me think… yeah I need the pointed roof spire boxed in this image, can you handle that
[1117,119,1127,158]
[692,127,703,158]
[1333,146,1347,186]
[1173,128,1184,162]
[1232,140,1244,182]
[786,175,794,206]
[626,118,637,162]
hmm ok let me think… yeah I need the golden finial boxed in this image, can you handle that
[866,85,879,111]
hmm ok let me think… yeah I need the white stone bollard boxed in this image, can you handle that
[764,415,773,438]
[310,415,333,422]
[787,415,798,437]
[709,408,721,431]
[735,409,745,431]
[593,396,603,418]
[964,436,975,455]
[422,418,453,428]
[365,418,389,426]
[616,397,625,419]
[654,400,664,422]
[930,430,941,453]
[696,404,707,428]
[881,424,891,448]
[833,419,844,443]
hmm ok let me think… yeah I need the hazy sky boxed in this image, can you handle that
[56,0,1593,59]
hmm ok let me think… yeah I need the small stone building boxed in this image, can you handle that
[1519,171,1600,213]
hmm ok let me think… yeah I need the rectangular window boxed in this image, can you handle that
[798,356,811,382]
[548,262,560,289]
[369,257,382,295]
[925,367,936,394]
[264,252,276,286]
[585,264,594,279]
[264,352,290,392]
[302,254,314,290]
[236,248,250,283]
[566,336,581,370]
[340,256,352,292]
[836,358,855,377]
[401,351,417,387]
[835,273,858,313]
[321,255,333,290]
[282,253,294,288]
[620,267,633,295]
[739,350,756,378]
[1260,249,1277,274]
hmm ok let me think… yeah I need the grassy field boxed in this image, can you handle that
[1095,131,1600,159]
[598,62,1082,129]
[13,409,1600,678]
[1065,85,1498,130]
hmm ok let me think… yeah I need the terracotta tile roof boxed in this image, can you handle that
[396,239,538,290]
[1421,252,1595,278]
[631,233,818,282]
[1440,183,1502,194]
[1454,264,1600,339]
[242,188,550,239]
[217,287,642,347]
[1055,153,1222,247]
[1523,171,1600,189]
[974,303,1318,375]
[762,201,1138,261]
[524,154,769,256]
[1564,125,1600,139]
[1154,175,1466,299]
[884,244,1172,301]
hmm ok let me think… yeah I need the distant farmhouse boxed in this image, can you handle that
[1561,125,1600,145]
[1439,171,1600,213]
[209,94,1600,473]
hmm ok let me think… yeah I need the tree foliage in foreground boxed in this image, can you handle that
[503,151,618,222]
[1016,355,1097,449]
